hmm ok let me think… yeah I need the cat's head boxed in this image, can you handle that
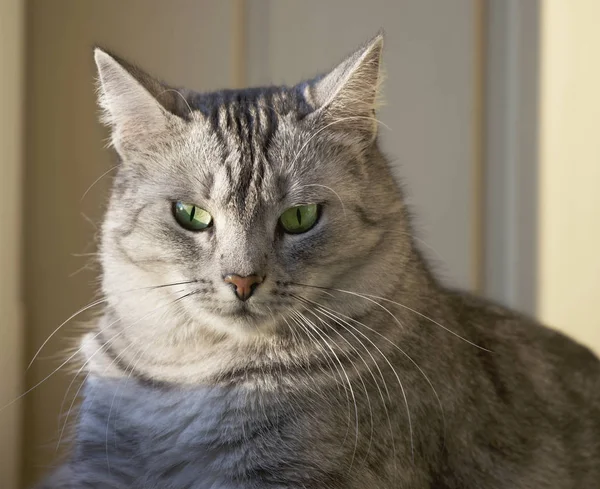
[94,34,412,358]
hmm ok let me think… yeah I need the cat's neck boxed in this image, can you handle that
[80,319,312,386]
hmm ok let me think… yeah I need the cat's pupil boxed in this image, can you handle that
[189,206,196,222]
[296,208,302,225]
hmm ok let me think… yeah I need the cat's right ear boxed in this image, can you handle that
[94,48,173,151]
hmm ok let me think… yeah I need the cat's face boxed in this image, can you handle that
[96,36,408,348]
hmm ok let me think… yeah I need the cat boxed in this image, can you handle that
[37,34,600,489]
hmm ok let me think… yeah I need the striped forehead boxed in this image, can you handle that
[206,94,281,218]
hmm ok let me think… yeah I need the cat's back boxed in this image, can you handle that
[450,290,600,389]
[439,290,600,488]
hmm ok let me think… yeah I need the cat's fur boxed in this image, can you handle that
[38,35,600,488]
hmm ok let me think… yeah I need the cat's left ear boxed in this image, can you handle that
[306,33,384,140]
[94,48,179,151]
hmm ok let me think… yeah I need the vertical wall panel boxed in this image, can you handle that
[483,0,540,316]
[0,0,24,487]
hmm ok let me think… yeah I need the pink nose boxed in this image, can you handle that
[223,274,264,301]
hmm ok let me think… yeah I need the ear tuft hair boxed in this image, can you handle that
[94,48,172,150]
[306,33,385,139]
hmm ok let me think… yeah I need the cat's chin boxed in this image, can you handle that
[218,302,256,318]
[197,303,279,338]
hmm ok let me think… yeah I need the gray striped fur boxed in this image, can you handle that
[36,35,600,489]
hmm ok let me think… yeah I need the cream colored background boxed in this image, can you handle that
[538,0,600,353]
[0,1,598,488]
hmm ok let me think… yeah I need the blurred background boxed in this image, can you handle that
[0,0,598,487]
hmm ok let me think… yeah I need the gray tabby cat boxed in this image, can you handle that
[38,34,600,489]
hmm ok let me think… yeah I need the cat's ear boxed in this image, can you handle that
[306,33,384,139]
[94,48,175,149]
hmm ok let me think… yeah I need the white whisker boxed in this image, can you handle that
[289,116,390,171]
[295,296,402,463]
[27,297,109,371]
[298,184,346,217]
[301,306,379,463]
[317,300,447,446]
[287,309,359,471]
[27,279,200,370]
[293,283,489,351]
[81,165,119,201]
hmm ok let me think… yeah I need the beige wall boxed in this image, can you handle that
[538,0,600,354]
[0,0,24,487]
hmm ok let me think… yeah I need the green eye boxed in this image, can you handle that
[279,204,320,234]
[173,202,213,231]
